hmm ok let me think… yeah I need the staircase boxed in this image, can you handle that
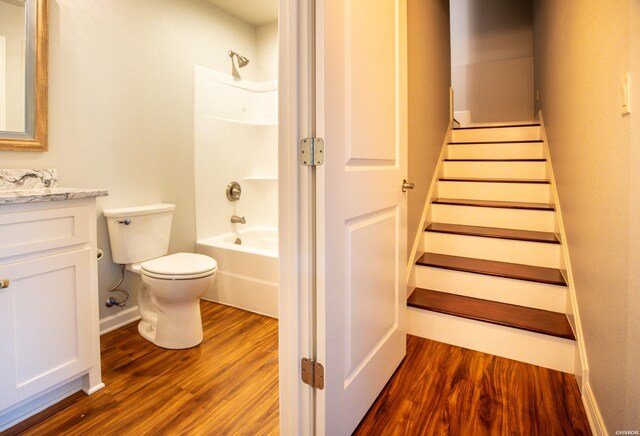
[407,123,576,373]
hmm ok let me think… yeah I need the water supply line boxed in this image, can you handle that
[105,264,130,309]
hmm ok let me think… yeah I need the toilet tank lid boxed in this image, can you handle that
[103,203,176,218]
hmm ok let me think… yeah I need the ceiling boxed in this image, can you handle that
[205,0,278,26]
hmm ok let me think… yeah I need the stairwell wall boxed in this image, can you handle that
[533,0,640,432]
[406,0,451,260]
[450,0,534,123]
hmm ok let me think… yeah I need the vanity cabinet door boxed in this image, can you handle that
[0,249,92,410]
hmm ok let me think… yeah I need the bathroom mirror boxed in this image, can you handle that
[0,0,48,151]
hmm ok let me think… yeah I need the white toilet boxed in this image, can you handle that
[103,203,217,349]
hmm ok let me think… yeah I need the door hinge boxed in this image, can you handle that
[301,358,325,390]
[299,137,324,166]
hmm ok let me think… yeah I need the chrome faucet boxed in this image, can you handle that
[230,215,246,224]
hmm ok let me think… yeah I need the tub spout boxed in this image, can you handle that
[231,215,246,224]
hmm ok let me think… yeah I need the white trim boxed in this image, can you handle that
[406,122,452,291]
[84,382,105,395]
[278,0,312,434]
[0,378,83,432]
[538,111,589,389]
[582,382,607,436]
[99,306,141,335]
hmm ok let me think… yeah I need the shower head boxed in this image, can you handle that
[237,55,250,68]
[228,50,250,68]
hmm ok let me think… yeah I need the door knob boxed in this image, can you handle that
[0,279,9,289]
[402,180,415,192]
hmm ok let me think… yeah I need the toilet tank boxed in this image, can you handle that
[103,203,176,264]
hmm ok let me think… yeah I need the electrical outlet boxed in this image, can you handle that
[622,72,631,116]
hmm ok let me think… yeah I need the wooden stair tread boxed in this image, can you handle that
[439,177,550,184]
[453,123,540,130]
[407,288,575,340]
[425,223,560,244]
[449,140,543,144]
[433,198,555,210]
[444,159,546,162]
[416,253,567,286]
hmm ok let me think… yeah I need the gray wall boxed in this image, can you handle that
[0,0,268,319]
[407,0,451,259]
[451,0,534,123]
[534,0,640,431]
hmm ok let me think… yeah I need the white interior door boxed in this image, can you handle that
[315,0,408,433]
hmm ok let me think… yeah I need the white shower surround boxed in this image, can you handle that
[194,65,278,317]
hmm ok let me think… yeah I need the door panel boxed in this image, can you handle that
[346,0,397,164]
[317,0,408,433]
[345,207,399,383]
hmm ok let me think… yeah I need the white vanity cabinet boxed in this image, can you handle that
[0,198,104,426]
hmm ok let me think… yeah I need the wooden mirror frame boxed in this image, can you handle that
[0,0,48,152]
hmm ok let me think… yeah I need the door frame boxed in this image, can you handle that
[278,0,315,434]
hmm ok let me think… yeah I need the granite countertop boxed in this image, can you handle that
[0,169,108,205]
[0,187,109,205]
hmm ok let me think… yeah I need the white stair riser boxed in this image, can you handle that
[447,142,544,159]
[431,204,555,232]
[448,143,544,159]
[415,266,566,312]
[408,307,575,373]
[423,232,560,268]
[443,161,547,179]
[452,126,541,142]
[438,181,551,203]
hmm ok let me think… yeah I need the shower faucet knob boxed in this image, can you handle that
[226,181,242,201]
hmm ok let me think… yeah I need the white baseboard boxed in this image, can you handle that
[84,382,106,395]
[582,381,607,436]
[0,378,83,432]
[539,111,588,386]
[99,306,140,335]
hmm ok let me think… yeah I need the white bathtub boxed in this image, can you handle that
[196,227,278,318]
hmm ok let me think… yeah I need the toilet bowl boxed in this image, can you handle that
[103,204,218,349]
[132,253,217,349]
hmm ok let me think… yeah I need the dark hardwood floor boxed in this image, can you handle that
[7,301,279,436]
[5,303,590,435]
[354,335,591,435]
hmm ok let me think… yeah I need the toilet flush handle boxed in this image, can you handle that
[118,218,131,225]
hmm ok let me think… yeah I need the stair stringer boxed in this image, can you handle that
[538,112,589,391]
[406,122,452,298]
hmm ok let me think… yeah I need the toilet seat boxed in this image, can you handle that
[140,252,217,280]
